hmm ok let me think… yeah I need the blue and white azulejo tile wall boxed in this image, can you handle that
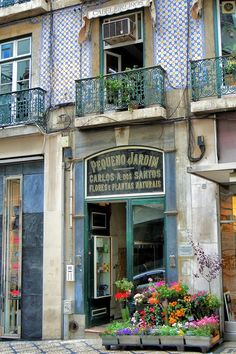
[39,5,92,107]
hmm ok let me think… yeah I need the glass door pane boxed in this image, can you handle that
[220,186,236,321]
[1,178,22,337]
[131,200,165,288]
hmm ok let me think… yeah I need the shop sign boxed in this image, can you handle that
[87,0,151,19]
[85,147,164,198]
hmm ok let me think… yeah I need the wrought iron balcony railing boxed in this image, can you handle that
[75,66,166,117]
[0,88,46,128]
[191,55,236,102]
[0,0,30,7]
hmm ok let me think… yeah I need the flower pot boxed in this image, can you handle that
[225,73,236,86]
[101,335,119,350]
[160,335,184,350]
[118,335,141,346]
[141,335,160,346]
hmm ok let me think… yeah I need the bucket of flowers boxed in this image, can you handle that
[115,278,133,322]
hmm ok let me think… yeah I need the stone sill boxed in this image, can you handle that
[0,125,41,138]
[75,106,166,129]
[0,0,48,24]
[191,95,236,115]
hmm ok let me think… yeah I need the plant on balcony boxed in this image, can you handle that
[224,57,236,86]
[224,59,236,76]
[105,68,139,111]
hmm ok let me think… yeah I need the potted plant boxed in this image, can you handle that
[224,57,236,86]
[158,324,185,350]
[116,325,141,346]
[141,327,161,346]
[115,278,133,322]
[100,320,129,349]
[105,68,139,111]
[184,315,220,348]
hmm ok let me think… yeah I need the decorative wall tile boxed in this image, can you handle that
[154,0,204,89]
[40,5,92,107]
[39,0,204,105]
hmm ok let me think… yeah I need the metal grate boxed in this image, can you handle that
[191,55,236,101]
[75,66,166,117]
[0,88,46,127]
[0,0,30,7]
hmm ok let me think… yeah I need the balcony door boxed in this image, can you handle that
[216,0,236,89]
[0,37,31,124]
[1,177,22,338]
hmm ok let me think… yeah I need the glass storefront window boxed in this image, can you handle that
[1,177,22,337]
[221,186,236,321]
[132,202,165,288]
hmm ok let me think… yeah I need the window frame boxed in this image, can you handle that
[0,36,31,93]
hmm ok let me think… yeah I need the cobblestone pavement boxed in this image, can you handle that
[0,338,235,354]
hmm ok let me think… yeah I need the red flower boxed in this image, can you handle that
[11,290,20,297]
[115,292,130,301]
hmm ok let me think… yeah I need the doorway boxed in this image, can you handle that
[86,198,165,327]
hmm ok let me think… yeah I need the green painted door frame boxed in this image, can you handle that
[85,196,166,325]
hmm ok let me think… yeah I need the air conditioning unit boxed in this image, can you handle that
[102,18,136,45]
[222,0,235,14]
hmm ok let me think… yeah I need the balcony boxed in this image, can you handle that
[0,0,48,24]
[0,88,46,128]
[191,55,236,115]
[75,66,166,128]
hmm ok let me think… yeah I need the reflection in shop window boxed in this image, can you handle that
[221,187,236,321]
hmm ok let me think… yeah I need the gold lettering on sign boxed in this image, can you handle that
[87,149,163,196]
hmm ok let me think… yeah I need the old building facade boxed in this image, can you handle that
[0,0,236,341]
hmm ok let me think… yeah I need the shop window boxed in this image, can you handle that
[220,185,236,321]
[1,177,22,337]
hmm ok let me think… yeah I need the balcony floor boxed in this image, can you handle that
[75,105,166,129]
[191,95,236,115]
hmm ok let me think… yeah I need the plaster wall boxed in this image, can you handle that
[175,119,220,294]
[43,134,63,339]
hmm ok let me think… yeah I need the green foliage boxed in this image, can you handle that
[185,327,212,337]
[101,320,131,336]
[115,278,133,292]
[224,58,236,75]
[158,325,183,336]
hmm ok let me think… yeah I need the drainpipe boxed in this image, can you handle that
[63,158,74,340]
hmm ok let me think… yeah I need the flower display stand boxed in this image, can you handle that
[101,334,221,352]
[185,334,221,353]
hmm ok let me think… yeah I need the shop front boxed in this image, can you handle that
[74,143,178,328]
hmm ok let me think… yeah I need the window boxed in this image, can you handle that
[218,0,236,55]
[0,37,31,94]
[102,11,144,74]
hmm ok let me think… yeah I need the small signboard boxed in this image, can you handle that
[85,147,164,198]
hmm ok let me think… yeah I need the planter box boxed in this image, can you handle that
[141,335,160,346]
[101,335,119,346]
[160,335,184,350]
[118,335,141,346]
[184,334,220,352]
